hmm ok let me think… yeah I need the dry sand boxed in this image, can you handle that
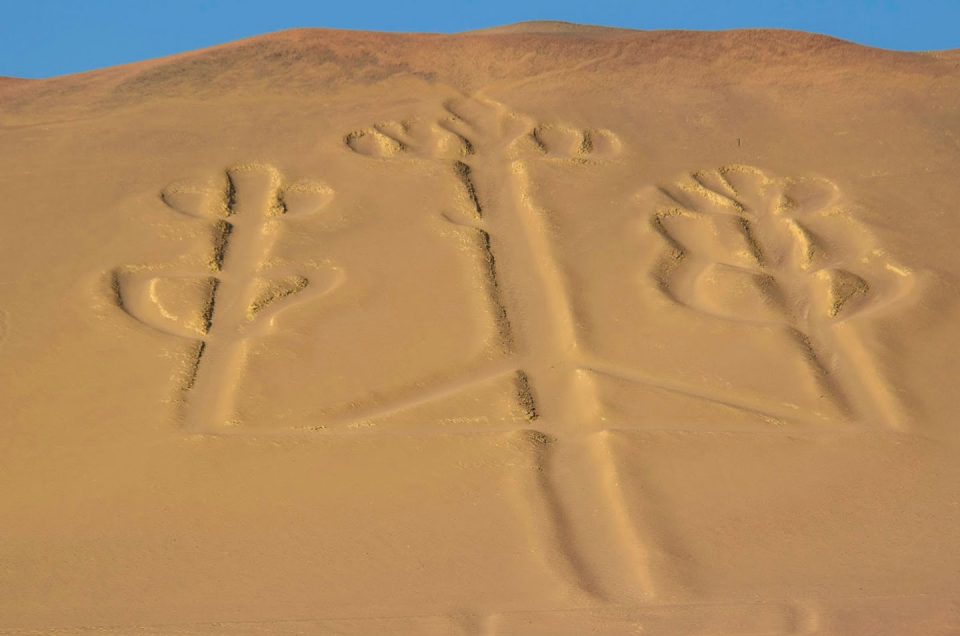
[1,21,959,634]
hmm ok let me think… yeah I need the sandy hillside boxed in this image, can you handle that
[1,21,959,634]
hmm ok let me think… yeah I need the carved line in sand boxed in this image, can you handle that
[112,163,341,432]
[649,165,915,431]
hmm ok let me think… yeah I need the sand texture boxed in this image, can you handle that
[1,22,960,634]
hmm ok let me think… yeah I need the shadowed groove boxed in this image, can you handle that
[454,160,483,217]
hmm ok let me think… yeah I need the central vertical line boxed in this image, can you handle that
[184,167,279,432]
[454,95,659,601]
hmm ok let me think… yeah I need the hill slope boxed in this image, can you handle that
[1,23,959,635]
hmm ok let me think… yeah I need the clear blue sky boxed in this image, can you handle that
[2,0,958,79]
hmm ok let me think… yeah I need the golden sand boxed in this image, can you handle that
[1,22,958,634]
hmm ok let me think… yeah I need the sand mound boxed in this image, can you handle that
[1,23,959,635]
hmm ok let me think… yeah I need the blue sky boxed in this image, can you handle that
[2,0,958,79]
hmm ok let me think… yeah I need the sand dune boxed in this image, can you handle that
[1,23,959,635]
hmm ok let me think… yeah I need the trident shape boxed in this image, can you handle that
[342,97,662,602]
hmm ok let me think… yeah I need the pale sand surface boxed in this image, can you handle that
[1,22,959,634]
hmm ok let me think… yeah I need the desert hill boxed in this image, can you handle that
[2,25,953,112]
[1,22,959,635]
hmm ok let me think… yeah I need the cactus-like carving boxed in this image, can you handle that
[113,163,340,431]
[651,164,913,428]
